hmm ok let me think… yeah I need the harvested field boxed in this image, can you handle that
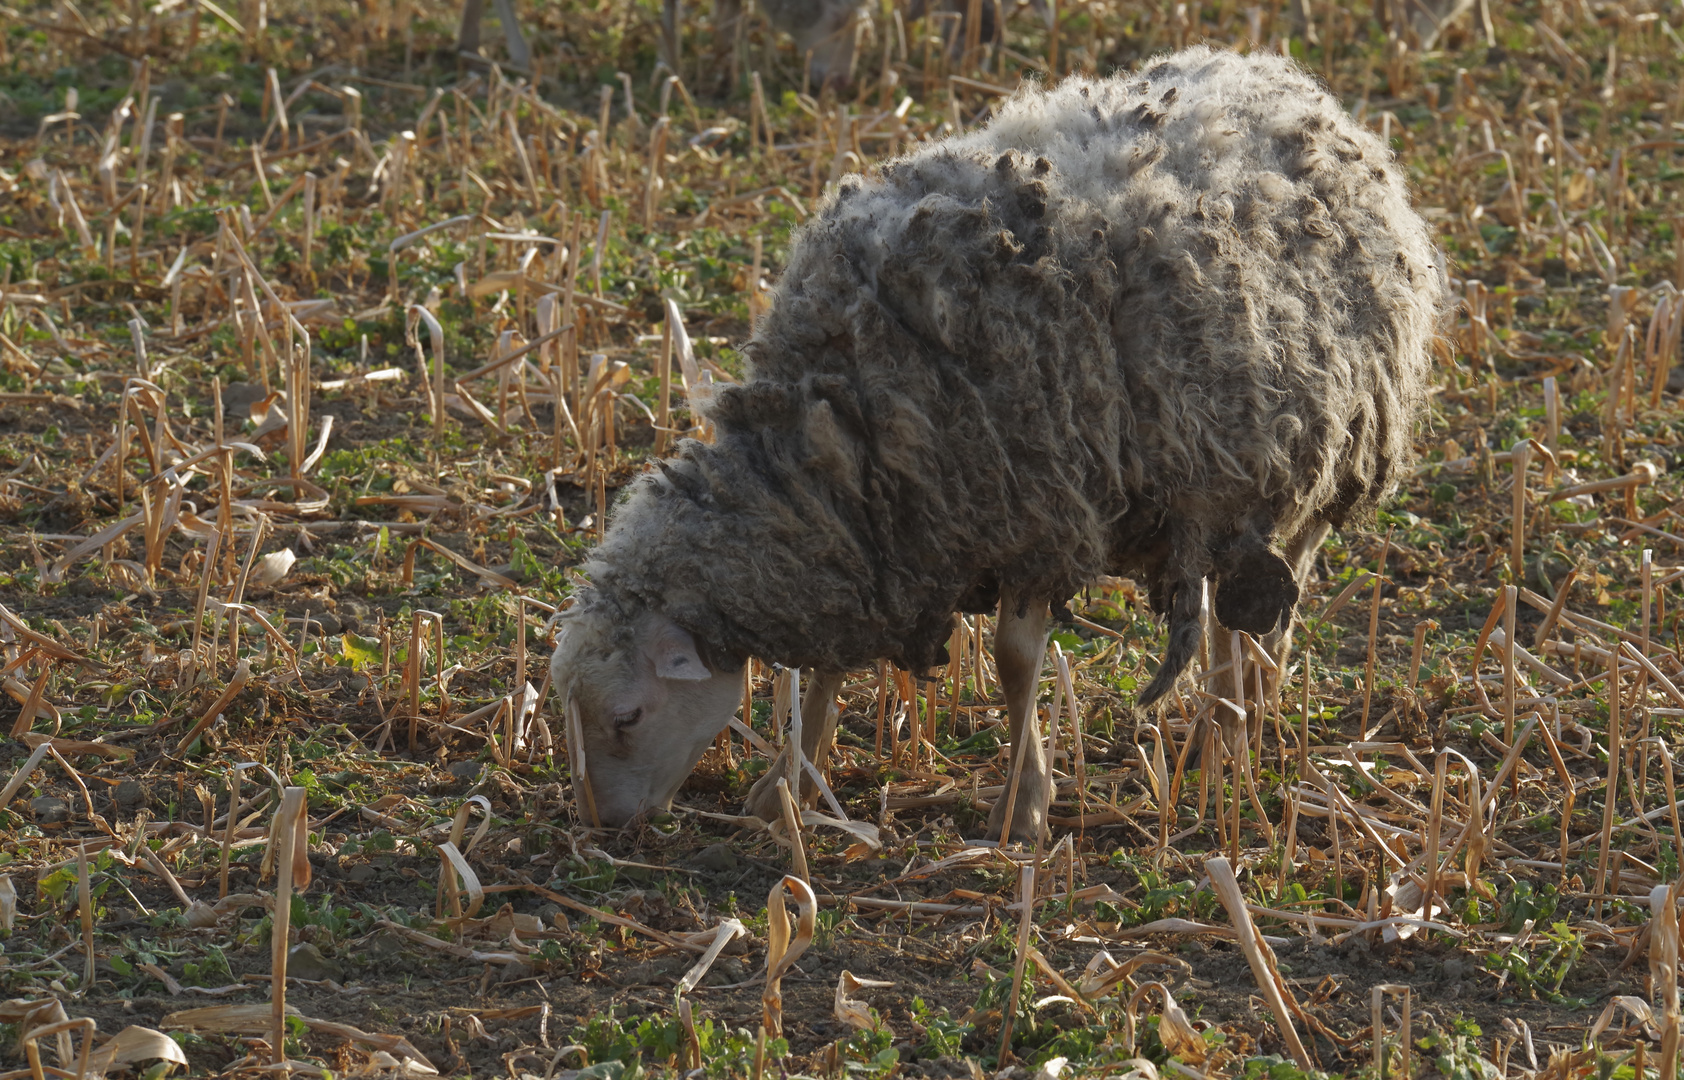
[1,0,1684,1076]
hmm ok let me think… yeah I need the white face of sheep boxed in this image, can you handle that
[549,609,743,827]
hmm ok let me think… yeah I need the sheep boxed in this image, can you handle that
[757,0,868,87]
[549,44,1447,842]
[753,0,1026,88]
[707,0,1028,90]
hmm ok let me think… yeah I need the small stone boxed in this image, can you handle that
[346,863,377,884]
[693,843,738,873]
[621,961,663,986]
[366,930,406,958]
[30,796,70,825]
[308,611,343,636]
[220,382,267,418]
[285,942,344,983]
[447,760,482,784]
[338,599,376,632]
[711,958,748,985]
[113,779,147,812]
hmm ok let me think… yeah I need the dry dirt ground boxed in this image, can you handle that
[3,0,1684,1076]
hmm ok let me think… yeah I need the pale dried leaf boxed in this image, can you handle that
[254,548,296,586]
[799,810,882,850]
[834,970,892,1032]
[1075,950,1188,999]
[1590,995,1657,1040]
[163,1003,301,1035]
[676,918,745,995]
[1127,982,1205,1064]
[437,841,484,919]
[18,734,131,760]
[87,1024,189,1077]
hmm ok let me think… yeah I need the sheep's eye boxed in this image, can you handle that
[612,708,643,732]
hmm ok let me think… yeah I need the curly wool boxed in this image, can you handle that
[580,46,1446,688]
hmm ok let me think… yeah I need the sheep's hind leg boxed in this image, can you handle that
[742,668,847,822]
[983,589,1051,845]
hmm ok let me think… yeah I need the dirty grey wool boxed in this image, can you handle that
[578,45,1446,698]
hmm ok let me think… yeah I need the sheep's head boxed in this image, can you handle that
[549,602,743,827]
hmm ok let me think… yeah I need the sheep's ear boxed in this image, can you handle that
[653,623,711,681]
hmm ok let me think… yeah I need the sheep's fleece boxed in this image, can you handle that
[578,46,1445,701]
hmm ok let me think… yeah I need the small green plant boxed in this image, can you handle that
[912,998,968,1059]
[282,1014,310,1060]
[570,1009,779,1078]
[841,1025,898,1076]
[814,908,846,950]
[1134,870,1218,924]
[182,944,232,987]
[1496,879,1560,934]
[292,893,358,938]
[1418,1020,1500,1080]
[1483,920,1584,1001]
[1243,1055,1331,1080]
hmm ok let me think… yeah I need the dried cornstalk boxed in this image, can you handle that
[762,875,817,1038]
[1654,883,1680,1080]
[77,842,94,990]
[1596,641,1624,917]
[219,763,242,899]
[407,304,447,445]
[175,659,253,754]
[1371,984,1412,1079]
[269,787,310,1065]
[1206,855,1311,1069]
[564,698,601,828]
[775,777,810,884]
[997,860,1037,1063]
[656,301,675,455]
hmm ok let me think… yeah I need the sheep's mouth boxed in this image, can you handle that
[600,805,651,829]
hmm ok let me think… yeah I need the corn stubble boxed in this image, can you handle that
[5,0,1684,1073]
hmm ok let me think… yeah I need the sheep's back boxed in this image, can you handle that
[1118,51,1431,535]
[885,46,1443,539]
[601,47,1444,673]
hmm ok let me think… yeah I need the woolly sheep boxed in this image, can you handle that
[759,0,868,86]
[550,45,1446,841]
[757,0,1020,87]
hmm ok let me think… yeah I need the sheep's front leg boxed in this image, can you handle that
[984,591,1051,845]
[742,669,847,821]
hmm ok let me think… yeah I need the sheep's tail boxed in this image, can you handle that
[1136,571,1203,708]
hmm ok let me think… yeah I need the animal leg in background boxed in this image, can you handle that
[742,668,847,820]
[984,589,1051,845]
[1211,521,1332,751]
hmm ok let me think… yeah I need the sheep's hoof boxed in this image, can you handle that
[982,779,1050,845]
